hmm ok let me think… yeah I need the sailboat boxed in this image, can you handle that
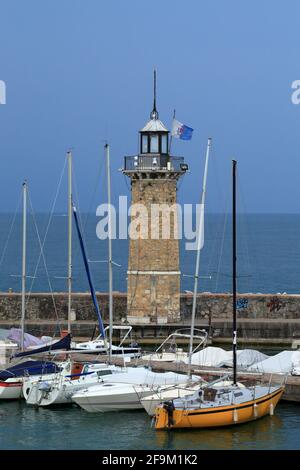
[140,328,207,363]
[140,138,211,415]
[22,148,141,407]
[22,198,124,406]
[71,368,199,412]
[154,159,285,429]
[0,182,72,400]
[22,360,129,406]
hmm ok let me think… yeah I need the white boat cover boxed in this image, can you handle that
[248,350,300,374]
[184,347,229,367]
[220,349,269,368]
[106,367,197,386]
[183,346,269,369]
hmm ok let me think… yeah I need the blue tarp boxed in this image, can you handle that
[0,360,61,381]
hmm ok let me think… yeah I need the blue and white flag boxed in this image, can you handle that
[171,119,194,140]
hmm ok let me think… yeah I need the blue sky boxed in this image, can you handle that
[0,0,300,213]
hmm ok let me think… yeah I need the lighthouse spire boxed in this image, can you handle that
[150,69,159,120]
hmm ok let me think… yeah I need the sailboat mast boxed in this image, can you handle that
[67,151,72,334]
[21,181,27,351]
[187,138,211,379]
[72,204,106,339]
[105,143,113,361]
[232,159,237,385]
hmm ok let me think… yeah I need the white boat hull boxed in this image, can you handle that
[25,378,101,406]
[23,363,126,406]
[72,373,200,413]
[72,383,156,412]
[0,379,23,399]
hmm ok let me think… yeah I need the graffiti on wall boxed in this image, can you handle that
[267,297,282,313]
[236,298,248,309]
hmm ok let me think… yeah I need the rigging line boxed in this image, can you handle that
[215,204,230,294]
[196,179,214,290]
[206,149,230,294]
[26,188,60,330]
[203,147,226,287]
[25,156,67,298]
[236,175,256,294]
[72,169,104,314]
[24,159,67,335]
[235,175,256,343]
[72,153,114,296]
[0,189,22,270]
[204,217,223,288]
[79,153,106,235]
[211,271,252,279]
[71,161,97,295]
[72,162,91,256]
[69,156,106,284]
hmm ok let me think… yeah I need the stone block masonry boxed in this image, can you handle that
[127,179,181,322]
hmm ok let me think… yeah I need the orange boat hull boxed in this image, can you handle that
[155,387,284,429]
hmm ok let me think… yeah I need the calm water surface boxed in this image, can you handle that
[0,401,300,450]
[1,213,300,295]
[1,214,300,450]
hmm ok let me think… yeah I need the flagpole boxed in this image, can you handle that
[169,109,176,154]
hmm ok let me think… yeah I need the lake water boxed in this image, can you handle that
[0,400,300,450]
[1,213,300,295]
[1,213,300,450]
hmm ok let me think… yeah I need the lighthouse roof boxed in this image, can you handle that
[140,118,168,133]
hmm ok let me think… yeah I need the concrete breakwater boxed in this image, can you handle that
[1,291,300,346]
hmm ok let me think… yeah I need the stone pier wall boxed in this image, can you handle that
[1,291,300,323]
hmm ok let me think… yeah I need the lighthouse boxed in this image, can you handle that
[122,72,188,324]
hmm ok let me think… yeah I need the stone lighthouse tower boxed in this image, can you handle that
[122,73,188,324]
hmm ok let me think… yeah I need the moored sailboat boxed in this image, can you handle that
[154,160,285,430]
[71,368,200,412]
[140,137,212,414]
[22,175,140,407]
[23,361,126,406]
[0,182,71,399]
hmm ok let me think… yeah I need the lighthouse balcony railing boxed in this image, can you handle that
[124,155,185,172]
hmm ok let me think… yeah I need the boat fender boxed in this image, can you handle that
[233,408,238,423]
[38,381,51,392]
[163,400,175,428]
[269,403,274,416]
[253,403,258,418]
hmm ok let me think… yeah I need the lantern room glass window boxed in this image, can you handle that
[142,135,148,153]
[150,135,159,153]
[161,135,168,153]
